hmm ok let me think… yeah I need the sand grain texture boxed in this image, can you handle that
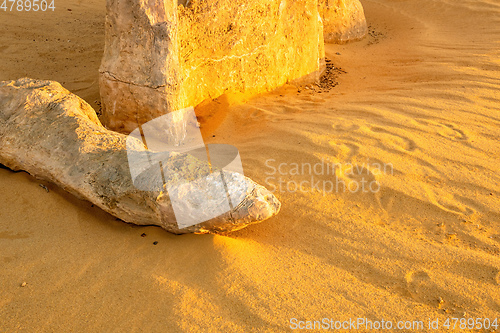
[1,0,499,331]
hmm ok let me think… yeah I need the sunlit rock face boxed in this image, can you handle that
[0,78,281,234]
[318,0,368,43]
[99,0,325,136]
[176,0,326,110]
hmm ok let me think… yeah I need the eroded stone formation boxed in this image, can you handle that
[99,0,326,136]
[318,0,368,43]
[0,79,281,234]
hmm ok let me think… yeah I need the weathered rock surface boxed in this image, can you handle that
[318,0,368,43]
[99,0,325,135]
[99,0,184,136]
[177,0,325,110]
[0,78,281,234]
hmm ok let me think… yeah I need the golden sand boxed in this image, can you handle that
[1,0,499,331]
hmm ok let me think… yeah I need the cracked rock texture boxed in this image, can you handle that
[99,0,325,135]
[318,0,368,43]
[99,0,183,135]
[0,78,281,234]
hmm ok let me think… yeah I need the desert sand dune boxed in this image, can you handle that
[0,0,499,331]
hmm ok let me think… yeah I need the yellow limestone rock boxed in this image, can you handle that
[99,0,325,135]
[318,0,368,43]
